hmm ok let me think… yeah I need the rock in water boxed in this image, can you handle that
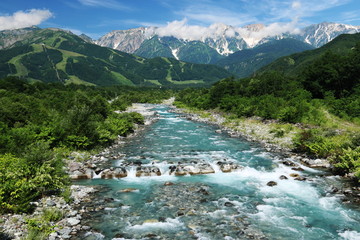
[101,167,127,179]
[217,161,243,172]
[279,175,288,180]
[267,181,278,187]
[118,188,139,193]
[172,162,215,176]
[136,166,161,177]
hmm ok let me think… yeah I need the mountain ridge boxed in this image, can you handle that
[0,28,231,87]
[96,22,360,57]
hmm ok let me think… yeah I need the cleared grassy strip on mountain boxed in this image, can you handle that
[111,71,135,86]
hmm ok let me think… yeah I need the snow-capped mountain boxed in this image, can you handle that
[96,22,360,64]
[298,22,360,47]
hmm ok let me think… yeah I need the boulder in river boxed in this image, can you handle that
[69,169,93,180]
[279,175,288,180]
[216,161,243,172]
[136,166,161,177]
[172,163,215,176]
[101,167,127,179]
[290,173,300,178]
[267,181,278,187]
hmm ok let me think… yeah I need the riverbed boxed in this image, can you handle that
[75,104,360,240]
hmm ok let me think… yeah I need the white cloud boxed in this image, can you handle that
[151,18,300,47]
[292,1,301,10]
[78,0,129,10]
[0,9,53,31]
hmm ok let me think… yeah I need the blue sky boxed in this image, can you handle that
[1,0,360,39]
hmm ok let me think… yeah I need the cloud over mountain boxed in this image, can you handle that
[148,19,300,46]
[0,9,53,31]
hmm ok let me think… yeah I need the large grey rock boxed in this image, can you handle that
[101,167,127,179]
[67,217,80,226]
[136,166,161,177]
[216,161,243,172]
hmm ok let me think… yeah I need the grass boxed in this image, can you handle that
[111,71,135,86]
[65,75,96,86]
[145,79,162,86]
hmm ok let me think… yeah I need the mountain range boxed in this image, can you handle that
[1,21,360,86]
[96,22,360,76]
[0,28,230,87]
[97,22,360,57]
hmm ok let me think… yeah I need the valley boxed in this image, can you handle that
[1,15,360,240]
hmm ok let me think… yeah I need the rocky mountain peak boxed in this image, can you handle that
[244,24,265,32]
[96,27,151,53]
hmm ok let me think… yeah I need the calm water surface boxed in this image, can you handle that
[77,105,360,240]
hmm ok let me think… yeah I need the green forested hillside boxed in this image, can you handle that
[0,28,231,87]
[259,33,360,76]
[216,38,314,78]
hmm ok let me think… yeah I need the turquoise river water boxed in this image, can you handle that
[77,105,360,240]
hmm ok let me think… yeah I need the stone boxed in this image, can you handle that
[67,217,80,226]
[291,167,304,171]
[217,161,243,173]
[68,162,81,172]
[58,227,72,238]
[70,170,92,180]
[164,181,174,186]
[224,202,235,207]
[67,210,78,217]
[282,160,297,167]
[295,177,307,181]
[82,226,91,231]
[143,219,158,224]
[290,173,300,178]
[279,175,288,180]
[46,199,56,206]
[48,232,58,240]
[267,181,278,187]
[136,166,161,177]
[119,188,138,193]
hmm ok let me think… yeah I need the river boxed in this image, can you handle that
[76,104,360,240]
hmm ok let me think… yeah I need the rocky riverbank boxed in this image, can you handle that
[0,185,99,240]
[171,106,330,169]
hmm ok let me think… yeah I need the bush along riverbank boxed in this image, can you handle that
[171,102,360,204]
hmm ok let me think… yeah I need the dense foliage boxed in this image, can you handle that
[0,77,173,213]
[176,43,360,180]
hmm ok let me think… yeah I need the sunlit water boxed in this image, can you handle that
[77,105,360,240]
